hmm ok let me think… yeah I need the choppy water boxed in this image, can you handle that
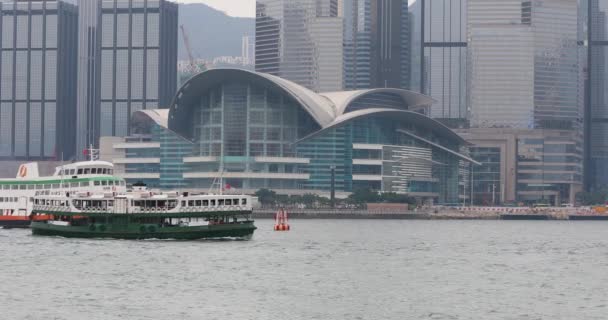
[1,220,608,320]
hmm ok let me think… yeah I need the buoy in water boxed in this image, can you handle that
[274,208,290,231]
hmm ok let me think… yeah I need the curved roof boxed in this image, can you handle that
[168,69,336,139]
[297,108,468,146]
[320,88,435,116]
[131,109,169,128]
[160,68,466,147]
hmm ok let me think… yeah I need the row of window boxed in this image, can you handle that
[0,197,17,202]
[59,168,114,176]
[181,198,247,207]
[1,179,124,190]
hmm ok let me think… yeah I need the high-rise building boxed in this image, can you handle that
[0,0,78,160]
[76,0,178,156]
[255,0,343,92]
[418,0,468,120]
[466,0,583,204]
[241,35,254,65]
[587,0,608,188]
[342,0,410,90]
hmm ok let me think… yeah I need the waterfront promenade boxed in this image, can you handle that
[254,206,606,220]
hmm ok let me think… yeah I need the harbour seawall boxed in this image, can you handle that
[254,208,608,220]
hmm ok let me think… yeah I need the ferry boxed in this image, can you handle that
[0,160,127,228]
[30,191,256,240]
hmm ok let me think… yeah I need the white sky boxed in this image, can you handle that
[178,0,256,18]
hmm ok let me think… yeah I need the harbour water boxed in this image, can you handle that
[1,220,607,319]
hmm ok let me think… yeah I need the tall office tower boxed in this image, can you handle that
[242,36,254,65]
[587,0,608,187]
[343,0,409,91]
[76,0,178,155]
[0,0,78,160]
[468,0,580,130]
[255,0,343,92]
[418,0,468,120]
[467,0,583,204]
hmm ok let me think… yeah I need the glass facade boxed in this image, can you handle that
[255,0,343,92]
[77,0,178,156]
[0,0,77,160]
[469,0,581,130]
[343,0,410,90]
[418,0,468,120]
[589,0,608,187]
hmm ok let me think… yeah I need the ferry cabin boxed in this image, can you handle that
[32,193,254,230]
[0,161,127,216]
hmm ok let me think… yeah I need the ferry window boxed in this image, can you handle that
[168,200,177,209]
[19,185,25,190]
[52,184,60,189]
[210,200,216,206]
[79,182,87,187]
[101,168,106,174]
[233,199,239,205]
[91,168,97,174]
[218,199,224,206]
[109,169,113,175]
[188,200,194,206]
[44,184,51,189]
[27,185,35,190]
[101,181,107,186]
[70,169,75,175]
[77,169,83,174]
[70,182,78,187]
[62,183,70,188]
[225,199,232,205]
[108,200,114,207]
[84,168,91,174]
[242,198,247,205]
[203,200,209,206]
[181,200,186,207]
[121,181,125,186]
[108,181,114,186]
[0,198,3,202]
[94,181,100,186]
[11,185,17,190]
[195,200,202,206]
[2,185,7,190]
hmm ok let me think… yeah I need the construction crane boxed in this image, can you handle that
[180,24,204,74]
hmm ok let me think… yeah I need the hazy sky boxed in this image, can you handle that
[178,0,255,18]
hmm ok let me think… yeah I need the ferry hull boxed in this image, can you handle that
[31,222,256,240]
[0,215,50,229]
[0,217,31,228]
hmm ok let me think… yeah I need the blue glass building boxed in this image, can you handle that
[102,69,478,204]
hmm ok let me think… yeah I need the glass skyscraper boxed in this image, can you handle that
[76,0,178,157]
[466,0,583,203]
[418,0,468,121]
[255,0,343,92]
[342,0,410,90]
[0,0,78,160]
[587,0,608,188]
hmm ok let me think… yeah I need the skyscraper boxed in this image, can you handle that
[466,0,583,204]
[343,0,410,90]
[76,0,178,156]
[419,0,468,120]
[0,0,78,160]
[255,0,343,92]
[587,0,608,188]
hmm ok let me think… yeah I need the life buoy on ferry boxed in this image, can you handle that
[18,165,27,177]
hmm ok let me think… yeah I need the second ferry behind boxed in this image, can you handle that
[0,160,127,228]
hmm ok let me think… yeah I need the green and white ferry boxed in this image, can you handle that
[30,191,257,240]
[0,160,127,228]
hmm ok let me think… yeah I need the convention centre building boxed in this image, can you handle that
[100,69,479,204]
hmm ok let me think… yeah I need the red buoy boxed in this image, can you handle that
[274,208,290,231]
